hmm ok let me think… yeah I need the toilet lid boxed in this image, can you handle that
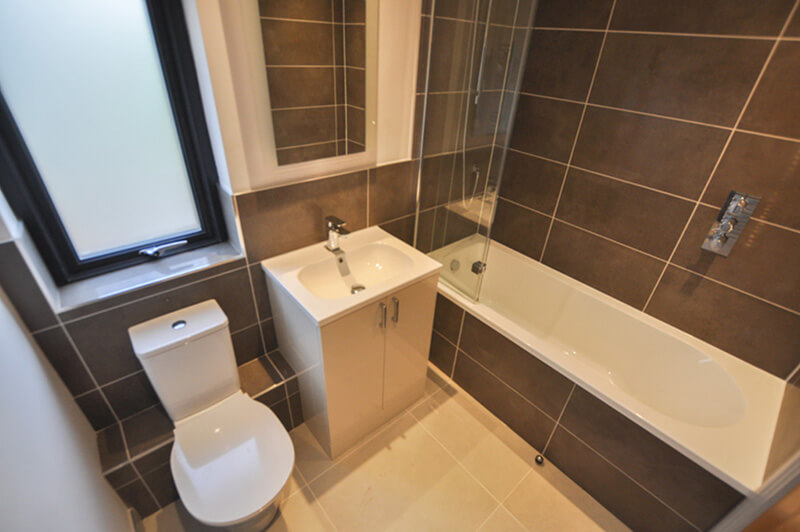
[171,391,295,527]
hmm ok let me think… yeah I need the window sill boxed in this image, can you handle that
[55,242,244,314]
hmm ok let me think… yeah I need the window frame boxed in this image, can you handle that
[0,0,227,286]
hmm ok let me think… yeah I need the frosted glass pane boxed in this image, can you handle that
[0,0,202,259]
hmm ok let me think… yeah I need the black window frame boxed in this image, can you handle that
[0,0,226,286]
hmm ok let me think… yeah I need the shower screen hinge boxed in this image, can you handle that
[471,261,486,274]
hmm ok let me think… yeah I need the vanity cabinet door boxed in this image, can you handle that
[320,300,386,456]
[383,275,438,416]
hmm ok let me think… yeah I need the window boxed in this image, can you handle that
[0,0,226,285]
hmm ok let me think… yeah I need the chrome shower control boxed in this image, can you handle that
[701,191,760,257]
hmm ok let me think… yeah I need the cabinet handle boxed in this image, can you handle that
[379,302,387,329]
[391,297,399,323]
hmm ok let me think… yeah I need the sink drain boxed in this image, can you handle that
[351,284,366,294]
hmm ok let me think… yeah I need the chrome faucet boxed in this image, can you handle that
[324,216,350,252]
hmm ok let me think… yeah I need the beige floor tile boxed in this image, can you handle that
[478,506,527,532]
[141,486,333,532]
[504,463,631,532]
[310,412,498,531]
[410,381,536,500]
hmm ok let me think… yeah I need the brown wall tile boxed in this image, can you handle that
[510,94,583,162]
[646,266,800,378]
[0,242,58,331]
[704,133,800,230]
[556,168,695,259]
[380,214,415,246]
[344,0,365,23]
[133,441,173,476]
[491,198,550,260]
[420,92,466,156]
[499,151,564,215]
[33,326,94,395]
[345,67,365,108]
[610,0,795,35]
[102,371,159,421]
[116,479,159,518]
[420,154,455,210]
[122,406,173,457]
[259,0,334,22]
[277,143,338,165]
[237,171,367,262]
[427,18,473,92]
[740,42,800,139]
[231,324,265,366]
[546,427,696,532]
[433,293,464,344]
[369,161,417,224]
[459,313,574,417]
[787,10,800,36]
[542,221,665,308]
[65,267,257,385]
[104,465,137,489]
[521,30,604,101]
[267,67,336,109]
[560,387,743,529]
[261,20,334,66]
[346,105,365,145]
[572,106,729,198]
[429,330,457,376]
[533,0,614,29]
[75,390,116,430]
[453,352,556,450]
[142,464,179,508]
[345,24,365,68]
[272,107,337,148]
[590,34,772,126]
[672,205,800,312]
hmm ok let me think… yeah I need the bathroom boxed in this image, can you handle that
[0,0,798,530]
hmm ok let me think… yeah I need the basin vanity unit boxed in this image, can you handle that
[262,225,441,457]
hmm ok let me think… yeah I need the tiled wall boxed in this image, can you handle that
[259,0,366,164]
[429,292,744,531]
[493,0,800,381]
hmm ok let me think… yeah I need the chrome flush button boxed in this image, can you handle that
[172,320,187,330]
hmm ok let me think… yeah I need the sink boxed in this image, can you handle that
[297,243,413,299]
[261,227,441,326]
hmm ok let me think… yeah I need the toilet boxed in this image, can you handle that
[128,300,294,531]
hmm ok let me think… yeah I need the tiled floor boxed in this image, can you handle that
[142,369,629,531]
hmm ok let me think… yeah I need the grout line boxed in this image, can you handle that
[542,384,576,455]
[229,321,262,336]
[696,201,800,235]
[569,164,697,203]
[94,369,145,391]
[272,103,338,112]
[538,0,618,262]
[498,194,800,317]
[244,264,270,365]
[302,479,340,531]
[532,26,780,41]
[450,310,467,379]
[642,0,800,312]
[29,322,61,336]
[330,0,340,156]
[260,15,343,25]
[506,146,567,166]
[341,12,350,152]
[277,140,339,152]
[558,424,703,532]
[458,348,559,424]
[366,169,370,226]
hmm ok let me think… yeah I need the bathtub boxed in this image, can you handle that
[430,234,784,494]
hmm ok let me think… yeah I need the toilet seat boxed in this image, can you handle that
[170,391,295,527]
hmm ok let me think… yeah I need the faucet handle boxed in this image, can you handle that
[325,216,349,233]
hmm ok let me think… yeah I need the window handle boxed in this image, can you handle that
[139,240,188,258]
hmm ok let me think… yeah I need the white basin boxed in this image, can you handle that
[297,243,413,299]
[262,227,441,325]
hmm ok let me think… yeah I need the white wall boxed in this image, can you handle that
[0,289,131,532]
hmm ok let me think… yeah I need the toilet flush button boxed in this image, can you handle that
[172,320,187,330]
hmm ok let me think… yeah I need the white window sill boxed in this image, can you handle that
[55,242,244,313]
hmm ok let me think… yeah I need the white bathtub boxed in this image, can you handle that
[431,234,784,494]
